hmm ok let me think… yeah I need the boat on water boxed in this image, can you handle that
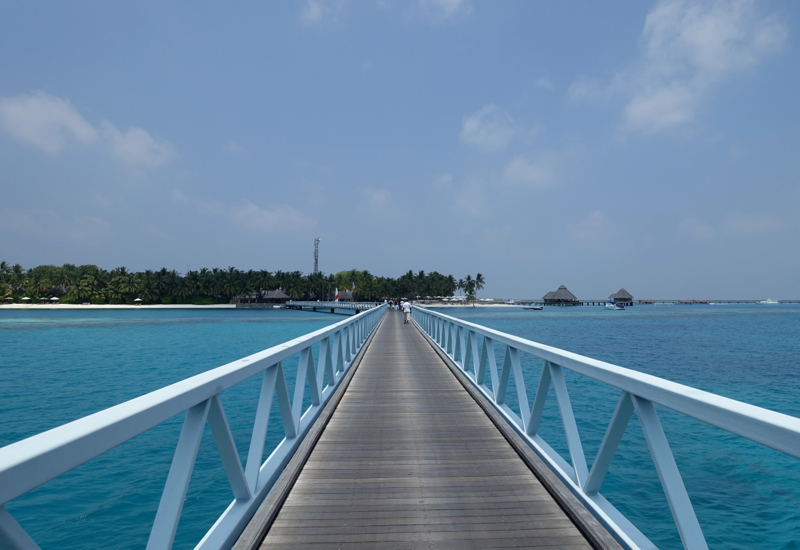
[759,299,780,304]
[523,305,543,310]
[605,302,625,310]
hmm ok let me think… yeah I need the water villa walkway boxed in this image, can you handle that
[236,311,618,549]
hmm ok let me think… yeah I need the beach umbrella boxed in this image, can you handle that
[134,298,143,302]
[22,297,30,301]
[4,297,12,301]
[50,297,59,301]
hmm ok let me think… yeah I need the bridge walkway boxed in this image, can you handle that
[245,310,602,549]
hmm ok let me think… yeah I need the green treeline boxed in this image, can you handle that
[0,262,485,304]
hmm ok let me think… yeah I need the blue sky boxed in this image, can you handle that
[1,0,798,299]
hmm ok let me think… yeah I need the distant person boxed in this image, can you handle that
[403,300,411,324]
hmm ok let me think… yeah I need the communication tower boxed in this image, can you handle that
[314,238,321,274]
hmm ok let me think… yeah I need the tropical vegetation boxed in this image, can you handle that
[0,262,486,305]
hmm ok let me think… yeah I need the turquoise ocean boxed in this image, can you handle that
[1,305,799,549]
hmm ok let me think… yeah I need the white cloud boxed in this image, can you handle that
[726,214,780,234]
[102,121,173,167]
[503,155,554,187]
[460,104,516,152]
[624,82,696,131]
[229,201,317,234]
[0,209,112,246]
[568,210,608,242]
[0,90,174,167]
[0,91,97,153]
[535,77,554,90]
[362,187,393,209]
[571,0,787,133]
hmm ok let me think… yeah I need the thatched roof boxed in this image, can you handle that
[543,285,578,301]
[609,288,633,300]
[265,289,289,299]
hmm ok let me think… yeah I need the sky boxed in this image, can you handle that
[1,0,798,299]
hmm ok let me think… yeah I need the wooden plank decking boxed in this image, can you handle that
[241,310,616,549]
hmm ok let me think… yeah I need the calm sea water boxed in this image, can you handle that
[0,308,337,550]
[1,305,799,549]
[437,304,800,550]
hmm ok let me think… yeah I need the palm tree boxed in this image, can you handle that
[475,273,485,298]
[52,269,72,296]
[68,278,93,302]
[446,275,457,297]
[0,261,10,282]
[464,275,475,301]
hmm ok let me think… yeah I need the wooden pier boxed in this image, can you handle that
[235,310,620,549]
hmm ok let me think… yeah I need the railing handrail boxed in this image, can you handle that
[411,306,800,550]
[415,307,800,457]
[0,304,387,550]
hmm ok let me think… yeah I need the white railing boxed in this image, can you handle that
[0,305,387,550]
[412,306,800,550]
[286,301,381,311]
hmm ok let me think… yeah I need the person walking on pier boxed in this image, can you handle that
[403,300,412,324]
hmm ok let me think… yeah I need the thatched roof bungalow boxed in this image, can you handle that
[238,289,290,304]
[335,289,353,302]
[264,289,289,303]
[609,288,633,304]
[543,285,580,306]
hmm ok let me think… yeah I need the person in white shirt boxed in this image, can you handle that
[403,301,412,324]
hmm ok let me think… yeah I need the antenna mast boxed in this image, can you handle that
[313,237,321,274]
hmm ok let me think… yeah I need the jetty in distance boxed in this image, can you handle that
[513,298,800,306]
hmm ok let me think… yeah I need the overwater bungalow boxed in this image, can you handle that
[609,288,634,305]
[543,285,580,306]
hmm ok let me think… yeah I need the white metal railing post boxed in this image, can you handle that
[453,325,463,368]
[147,399,213,550]
[525,360,551,435]
[245,368,279,490]
[584,391,634,494]
[318,337,333,390]
[207,395,251,501]
[632,396,708,550]
[549,364,589,486]
[0,506,40,550]
[333,331,343,376]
